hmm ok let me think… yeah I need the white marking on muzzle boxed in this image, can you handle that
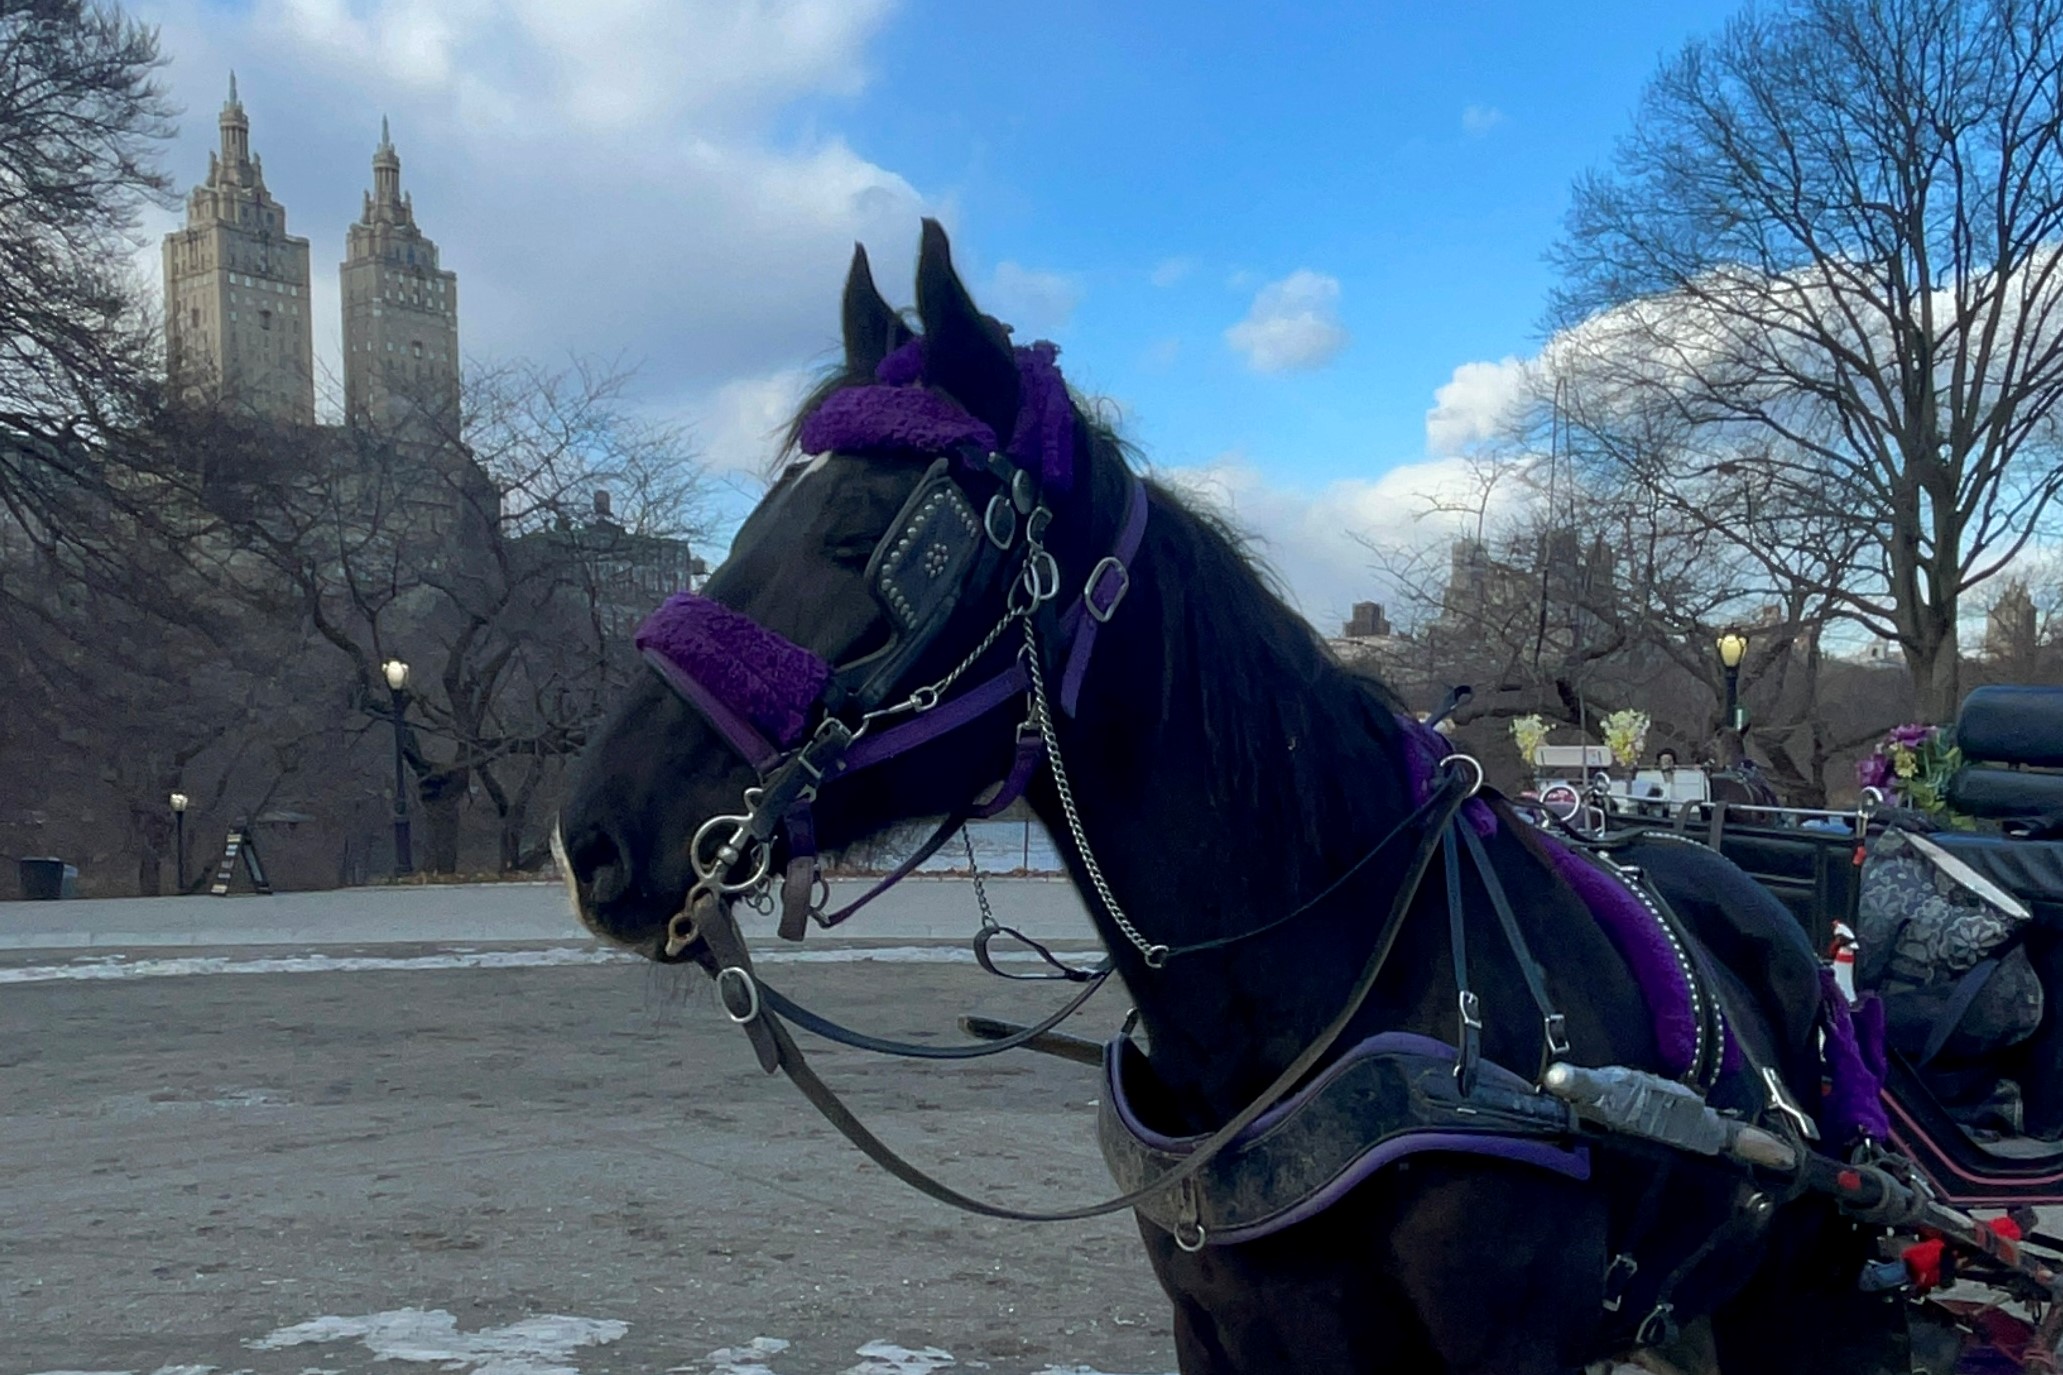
[549,822,600,937]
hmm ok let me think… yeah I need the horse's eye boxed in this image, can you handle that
[826,537,877,568]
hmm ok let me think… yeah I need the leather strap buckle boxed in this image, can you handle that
[1084,556,1130,623]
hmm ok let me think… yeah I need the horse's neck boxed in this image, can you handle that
[1030,477,1435,1124]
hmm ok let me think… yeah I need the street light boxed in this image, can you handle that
[382,658,414,876]
[1715,628,1749,732]
[169,792,189,892]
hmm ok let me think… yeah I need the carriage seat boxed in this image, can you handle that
[1947,685,2063,834]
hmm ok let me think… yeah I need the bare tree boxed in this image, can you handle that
[1551,0,2063,720]
[0,1,177,586]
[194,356,709,874]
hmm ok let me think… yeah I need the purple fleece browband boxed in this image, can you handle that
[798,338,1077,495]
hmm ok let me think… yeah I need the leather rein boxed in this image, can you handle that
[673,763,1483,1224]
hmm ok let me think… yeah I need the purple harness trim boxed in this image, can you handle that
[1817,967,1891,1145]
[1394,715,1710,1080]
[1537,835,1702,1081]
[1397,715,1497,836]
[1105,1029,1589,1246]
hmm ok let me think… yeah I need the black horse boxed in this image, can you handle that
[556,223,1905,1374]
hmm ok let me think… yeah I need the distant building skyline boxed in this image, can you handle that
[163,77,459,434]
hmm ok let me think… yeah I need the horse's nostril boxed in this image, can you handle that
[568,826,633,906]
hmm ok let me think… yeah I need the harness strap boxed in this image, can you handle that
[689,768,1474,1225]
[1058,476,1149,717]
[1460,823,1571,1074]
[1445,831,1483,1098]
[810,809,971,931]
[758,963,1110,1059]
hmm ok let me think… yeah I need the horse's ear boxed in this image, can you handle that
[914,219,1019,440]
[841,243,912,375]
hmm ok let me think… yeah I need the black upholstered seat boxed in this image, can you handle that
[1947,685,2063,832]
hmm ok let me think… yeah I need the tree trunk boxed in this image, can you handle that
[499,798,527,872]
[1904,613,1961,724]
[418,768,468,874]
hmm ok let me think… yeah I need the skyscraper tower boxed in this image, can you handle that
[161,75,316,424]
[341,119,460,436]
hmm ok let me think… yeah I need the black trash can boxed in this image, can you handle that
[19,857,77,900]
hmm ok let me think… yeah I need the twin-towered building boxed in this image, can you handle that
[162,76,459,434]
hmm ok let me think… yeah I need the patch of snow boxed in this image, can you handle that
[842,1343,955,1375]
[249,1308,626,1375]
[0,945,1071,985]
[697,1336,793,1375]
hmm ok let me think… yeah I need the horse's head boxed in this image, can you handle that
[556,221,1124,957]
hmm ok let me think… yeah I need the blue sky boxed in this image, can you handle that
[135,0,1743,629]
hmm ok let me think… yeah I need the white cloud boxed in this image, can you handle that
[131,0,927,425]
[1224,269,1350,374]
[1461,104,1505,136]
[986,261,1081,336]
[1426,355,1534,455]
[692,368,820,479]
[1150,255,1197,287]
[1154,451,1484,628]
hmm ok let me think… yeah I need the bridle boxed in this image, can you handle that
[633,337,1151,957]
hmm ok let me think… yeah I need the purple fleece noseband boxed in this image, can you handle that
[798,338,1077,496]
[635,595,830,768]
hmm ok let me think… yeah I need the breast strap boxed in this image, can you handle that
[1098,1030,1584,1248]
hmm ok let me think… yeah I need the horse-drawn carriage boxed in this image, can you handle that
[555,225,2063,1374]
[1525,684,2063,1371]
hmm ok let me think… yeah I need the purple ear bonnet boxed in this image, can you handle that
[797,337,1077,495]
[634,593,830,749]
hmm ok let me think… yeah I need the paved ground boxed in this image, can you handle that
[0,884,1171,1375]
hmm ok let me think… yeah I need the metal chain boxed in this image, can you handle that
[962,827,998,931]
[1020,616,1170,967]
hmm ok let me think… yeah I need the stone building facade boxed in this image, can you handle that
[341,119,461,435]
[162,76,316,425]
[163,83,459,435]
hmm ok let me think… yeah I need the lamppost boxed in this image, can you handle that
[1715,628,1749,732]
[168,792,189,892]
[382,659,414,876]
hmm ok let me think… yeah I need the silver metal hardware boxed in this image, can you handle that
[664,906,701,958]
[1440,752,1484,797]
[1174,1176,1208,1252]
[1458,990,1483,1030]
[691,814,773,894]
[1544,1012,1570,1055]
[1020,616,1167,966]
[983,492,1017,550]
[715,965,762,1024]
[1762,1066,1819,1141]
[1021,549,1061,605]
[1084,556,1131,623]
